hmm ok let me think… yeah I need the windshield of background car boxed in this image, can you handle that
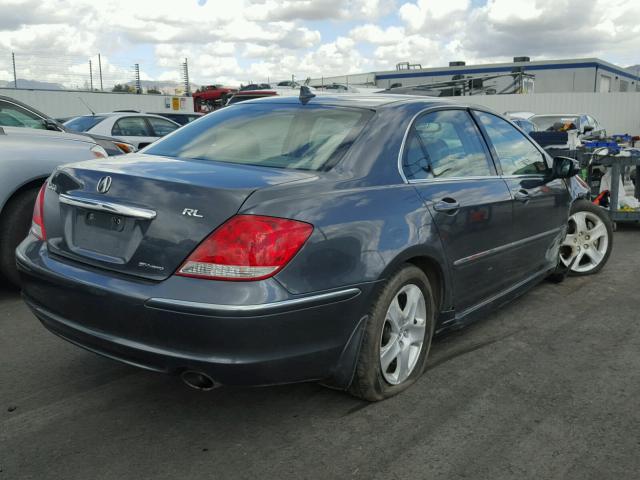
[64,116,107,132]
[530,115,579,131]
[145,104,373,171]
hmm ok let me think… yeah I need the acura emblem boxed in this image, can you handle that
[96,176,112,194]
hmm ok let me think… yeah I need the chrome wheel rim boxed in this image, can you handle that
[379,284,427,385]
[560,210,609,273]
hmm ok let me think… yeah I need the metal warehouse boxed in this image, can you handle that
[311,57,639,94]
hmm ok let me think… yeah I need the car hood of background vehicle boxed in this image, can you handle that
[1,126,96,145]
[45,153,318,280]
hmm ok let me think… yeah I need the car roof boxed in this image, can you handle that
[149,112,202,116]
[233,93,472,110]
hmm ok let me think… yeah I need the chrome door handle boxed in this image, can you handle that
[433,198,460,213]
[513,189,530,202]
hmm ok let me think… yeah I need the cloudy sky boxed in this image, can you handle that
[1,0,639,88]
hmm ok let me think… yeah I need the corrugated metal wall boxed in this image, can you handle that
[454,92,640,134]
[0,88,194,118]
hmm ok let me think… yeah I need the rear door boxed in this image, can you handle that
[111,116,158,149]
[402,108,514,312]
[147,116,180,138]
[472,110,571,280]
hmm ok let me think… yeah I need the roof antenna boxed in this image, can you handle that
[78,96,96,115]
[299,85,316,104]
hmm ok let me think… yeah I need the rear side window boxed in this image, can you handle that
[475,111,548,176]
[112,117,152,137]
[147,117,179,136]
[402,109,494,180]
[145,105,372,171]
[64,115,106,132]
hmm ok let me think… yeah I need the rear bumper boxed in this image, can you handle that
[17,238,374,387]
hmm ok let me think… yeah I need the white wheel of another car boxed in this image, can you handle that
[560,200,613,276]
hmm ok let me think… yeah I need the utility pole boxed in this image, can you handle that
[134,63,141,94]
[182,58,191,96]
[89,60,93,91]
[12,52,17,88]
[98,54,103,91]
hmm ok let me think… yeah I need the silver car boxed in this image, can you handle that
[0,126,107,286]
[64,113,180,149]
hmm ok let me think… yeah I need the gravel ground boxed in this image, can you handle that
[1,227,639,480]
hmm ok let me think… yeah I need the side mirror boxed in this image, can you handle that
[550,156,579,179]
[583,125,594,133]
[44,118,62,131]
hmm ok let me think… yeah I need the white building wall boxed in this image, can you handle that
[0,88,194,118]
[457,92,640,134]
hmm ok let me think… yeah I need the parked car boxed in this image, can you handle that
[17,95,612,401]
[64,113,180,149]
[0,126,107,286]
[225,90,278,105]
[529,113,606,138]
[149,112,203,126]
[0,95,136,155]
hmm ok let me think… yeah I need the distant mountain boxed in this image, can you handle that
[0,79,63,90]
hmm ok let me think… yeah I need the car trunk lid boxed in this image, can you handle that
[43,154,313,280]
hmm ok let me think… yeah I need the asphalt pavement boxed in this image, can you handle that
[1,227,639,480]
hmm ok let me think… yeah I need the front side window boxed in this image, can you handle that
[0,100,45,129]
[402,109,494,180]
[475,111,548,176]
[147,117,179,136]
[112,117,152,137]
[145,104,372,171]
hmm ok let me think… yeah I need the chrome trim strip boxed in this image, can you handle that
[59,193,157,220]
[408,175,498,184]
[457,268,549,319]
[146,288,362,314]
[453,227,564,267]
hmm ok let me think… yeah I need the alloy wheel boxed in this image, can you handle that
[560,210,609,273]
[379,284,427,385]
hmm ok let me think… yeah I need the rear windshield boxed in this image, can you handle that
[530,115,579,132]
[64,115,106,132]
[145,104,372,171]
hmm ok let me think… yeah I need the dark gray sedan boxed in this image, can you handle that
[17,94,588,400]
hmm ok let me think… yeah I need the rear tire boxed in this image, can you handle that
[559,199,613,276]
[0,188,38,287]
[349,265,435,401]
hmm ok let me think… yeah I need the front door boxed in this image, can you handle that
[401,108,514,312]
[473,110,571,280]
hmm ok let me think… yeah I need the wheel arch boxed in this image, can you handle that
[379,246,451,314]
[0,176,47,220]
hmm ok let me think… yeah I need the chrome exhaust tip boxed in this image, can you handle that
[180,370,218,391]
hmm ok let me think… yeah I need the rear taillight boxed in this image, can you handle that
[31,183,47,240]
[177,215,313,281]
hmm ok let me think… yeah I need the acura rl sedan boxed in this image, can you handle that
[17,93,595,401]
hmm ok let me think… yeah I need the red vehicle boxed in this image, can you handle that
[193,85,237,112]
[226,90,278,105]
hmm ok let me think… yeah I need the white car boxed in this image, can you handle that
[64,113,180,149]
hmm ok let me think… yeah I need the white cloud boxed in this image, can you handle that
[350,24,406,45]
[0,0,639,89]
